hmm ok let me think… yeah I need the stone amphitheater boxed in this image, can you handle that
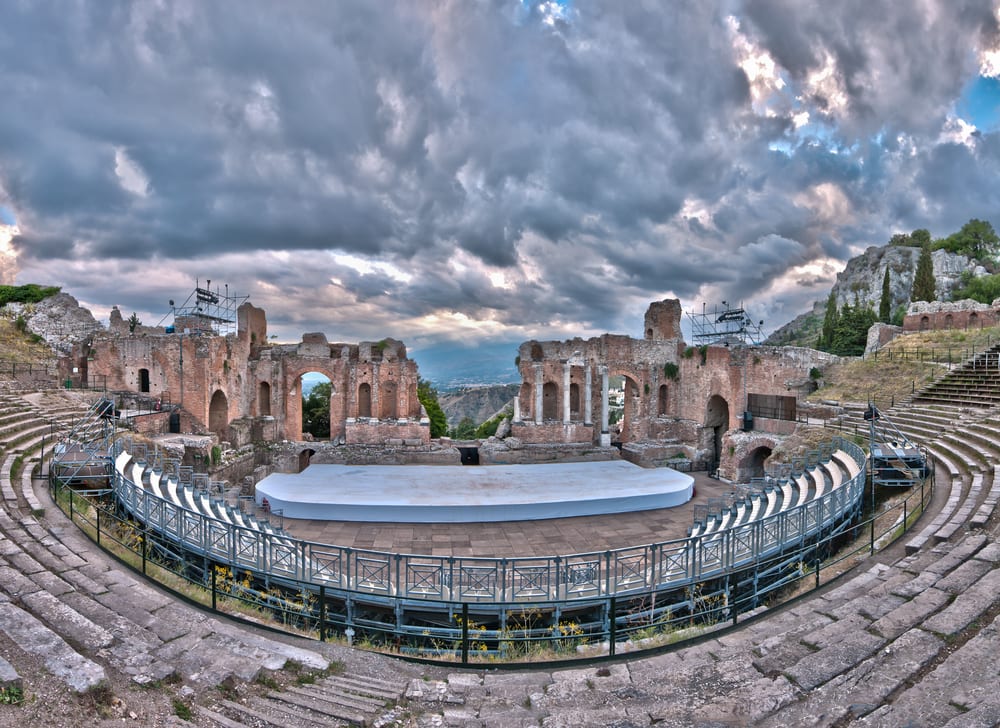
[2,349,1000,727]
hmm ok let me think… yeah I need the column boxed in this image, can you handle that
[534,363,544,424]
[600,366,610,447]
[562,361,571,424]
[584,366,593,425]
[513,395,521,423]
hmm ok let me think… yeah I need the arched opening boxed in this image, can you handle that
[658,384,668,416]
[542,381,558,420]
[138,368,150,393]
[969,312,980,329]
[610,374,641,442]
[944,313,953,329]
[298,448,316,472]
[381,380,397,419]
[705,395,730,472]
[569,382,580,419]
[301,372,333,439]
[258,381,271,416]
[358,382,372,418]
[920,315,930,331]
[739,445,772,482]
[209,390,229,439]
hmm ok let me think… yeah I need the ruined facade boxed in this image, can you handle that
[513,300,836,477]
[71,303,429,447]
[902,299,1000,333]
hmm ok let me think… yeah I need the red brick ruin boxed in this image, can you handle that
[67,296,834,479]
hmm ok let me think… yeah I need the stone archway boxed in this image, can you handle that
[658,384,668,416]
[298,448,316,472]
[138,368,150,393]
[739,445,772,481]
[381,380,397,419]
[705,394,730,472]
[209,389,229,439]
[358,383,372,418]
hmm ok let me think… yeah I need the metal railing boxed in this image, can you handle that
[106,437,867,605]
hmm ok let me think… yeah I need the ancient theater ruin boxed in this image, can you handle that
[63,284,835,482]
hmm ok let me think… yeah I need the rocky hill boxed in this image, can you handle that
[438,384,519,427]
[767,245,986,347]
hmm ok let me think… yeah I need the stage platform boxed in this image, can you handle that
[255,461,694,523]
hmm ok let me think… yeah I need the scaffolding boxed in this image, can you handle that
[166,278,248,336]
[687,302,764,346]
[865,404,929,488]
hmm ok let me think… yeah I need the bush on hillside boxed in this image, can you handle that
[0,284,61,307]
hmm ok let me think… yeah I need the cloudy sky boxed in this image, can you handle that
[2,1,1000,358]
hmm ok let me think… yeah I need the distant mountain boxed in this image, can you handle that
[411,341,522,390]
[439,384,520,428]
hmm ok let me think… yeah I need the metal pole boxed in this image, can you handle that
[211,564,217,611]
[609,596,617,656]
[461,603,470,664]
[319,585,326,642]
[96,508,101,546]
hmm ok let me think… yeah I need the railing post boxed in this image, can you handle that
[319,585,326,642]
[461,603,470,664]
[211,564,217,611]
[141,527,147,575]
[814,557,821,589]
[608,596,617,656]
[96,507,101,546]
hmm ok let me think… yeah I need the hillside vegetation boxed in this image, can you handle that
[0,317,57,365]
[809,325,1000,405]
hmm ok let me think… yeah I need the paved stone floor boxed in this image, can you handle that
[280,471,729,557]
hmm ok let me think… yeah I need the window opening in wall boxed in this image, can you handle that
[301,372,332,439]
[138,368,150,393]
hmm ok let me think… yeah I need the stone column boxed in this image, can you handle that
[600,366,611,447]
[513,395,521,423]
[534,363,544,424]
[584,365,593,425]
[562,361,571,424]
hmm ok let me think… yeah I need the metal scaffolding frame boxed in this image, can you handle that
[167,278,248,336]
[687,302,764,346]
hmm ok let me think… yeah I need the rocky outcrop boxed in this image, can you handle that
[767,244,987,346]
[3,292,102,353]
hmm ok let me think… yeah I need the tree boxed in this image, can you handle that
[829,301,877,356]
[951,272,1000,304]
[911,243,936,302]
[416,378,447,439]
[879,268,891,323]
[820,291,839,350]
[910,228,931,248]
[301,381,331,438]
[451,416,476,440]
[936,218,999,260]
[128,312,141,333]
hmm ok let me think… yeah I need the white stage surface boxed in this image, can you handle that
[255,461,694,523]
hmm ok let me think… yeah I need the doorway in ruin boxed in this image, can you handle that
[258,382,271,416]
[301,372,333,440]
[570,382,580,419]
[542,381,558,420]
[381,380,397,419]
[658,384,668,416]
[298,448,316,472]
[610,374,640,442]
[739,445,772,482]
[358,382,372,418]
[139,368,150,393]
[208,389,229,439]
[705,395,730,472]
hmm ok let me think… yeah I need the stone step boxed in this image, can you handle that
[287,682,385,713]
[194,704,251,728]
[268,687,368,725]
[323,672,406,700]
[247,694,337,727]
[0,598,106,694]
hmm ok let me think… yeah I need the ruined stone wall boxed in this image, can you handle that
[81,302,428,446]
[902,299,999,333]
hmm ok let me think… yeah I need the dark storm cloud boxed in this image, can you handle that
[3,0,1000,345]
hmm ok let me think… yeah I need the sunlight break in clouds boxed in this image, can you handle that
[0,224,18,285]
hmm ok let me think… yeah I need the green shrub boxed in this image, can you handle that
[663,362,679,381]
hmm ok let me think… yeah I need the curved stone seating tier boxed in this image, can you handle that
[0,389,334,706]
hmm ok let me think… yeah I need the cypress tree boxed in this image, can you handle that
[879,268,891,322]
[820,291,839,351]
[911,243,936,302]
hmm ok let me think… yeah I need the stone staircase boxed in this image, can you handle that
[912,343,1000,407]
